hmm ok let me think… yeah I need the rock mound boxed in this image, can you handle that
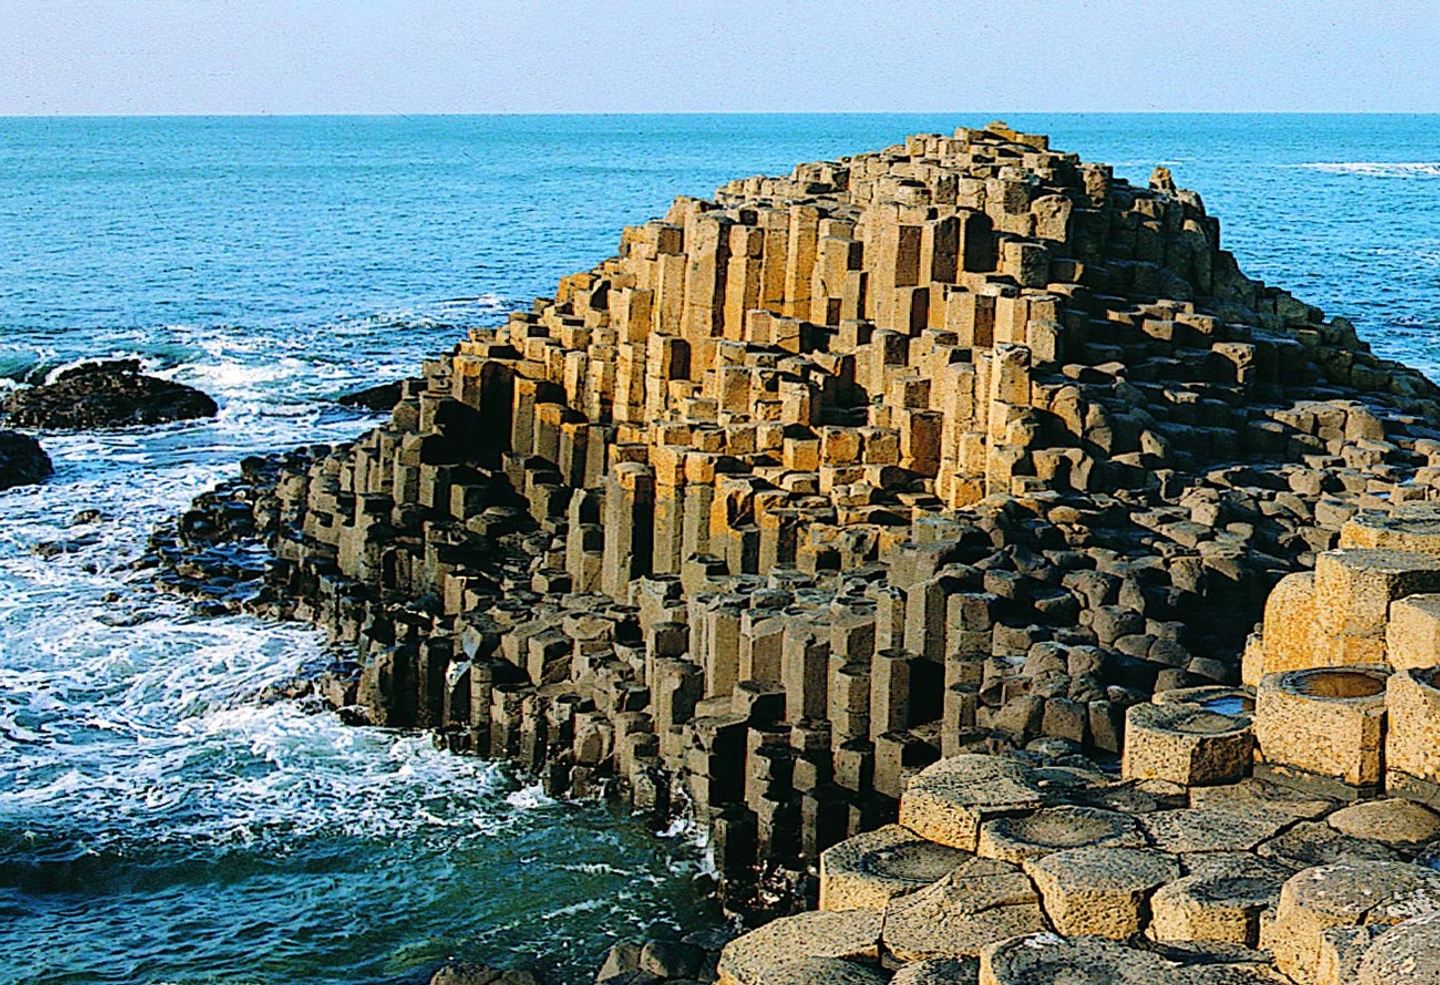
[3,359,217,428]
[0,430,53,490]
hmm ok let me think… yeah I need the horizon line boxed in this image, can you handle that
[4,109,1440,120]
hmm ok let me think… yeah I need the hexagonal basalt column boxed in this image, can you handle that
[818,824,969,911]
[1386,666,1440,805]
[1255,666,1389,795]
[1121,700,1254,787]
[1149,853,1290,947]
[1022,846,1180,939]
[898,755,1045,851]
[1313,549,1440,666]
[976,805,1142,863]
[1266,860,1440,985]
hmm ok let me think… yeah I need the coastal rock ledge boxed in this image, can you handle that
[3,358,218,429]
[154,122,1440,982]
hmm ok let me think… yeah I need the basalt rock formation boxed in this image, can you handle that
[3,358,218,429]
[0,430,53,490]
[154,122,1440,954]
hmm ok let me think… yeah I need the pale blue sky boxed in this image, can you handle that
[2,0,1436,116]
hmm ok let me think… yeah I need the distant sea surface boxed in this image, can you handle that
[0,114,1437,985]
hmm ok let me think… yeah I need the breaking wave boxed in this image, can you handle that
[1295,161,1440,178]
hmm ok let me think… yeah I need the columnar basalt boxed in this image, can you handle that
[156,123,1440,951]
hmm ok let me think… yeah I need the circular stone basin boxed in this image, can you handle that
[1291,668,1387,700]
[1171,709,1250,735]
[1200,695,1255,715]
[864,842,968,882]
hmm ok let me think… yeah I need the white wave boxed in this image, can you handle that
[1294,161,1440,178]
[505,781,557,811]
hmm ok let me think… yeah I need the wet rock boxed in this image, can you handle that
[2,359,217,428]
[0,430,52,490]
[337,378,409,412]
[429,964,543,985]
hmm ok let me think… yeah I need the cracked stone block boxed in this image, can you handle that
[898,755,1045,851]
[1138,802,1289,853]
[1326,798,1440,848]
[818,823,968,911]
[1022,846,1180,938]
[881,856,1047,961]
[1150,853,1289,946]
[750,957,888,985]
[1384,594,1440,671]
[890,957,980,985]
[1355,910,1440,985]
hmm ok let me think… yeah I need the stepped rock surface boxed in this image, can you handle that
[3,358,218,429]
[151,123,1440,982]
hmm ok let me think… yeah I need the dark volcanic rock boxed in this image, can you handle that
[337,379,409,412]
[0,430,53,490]
[2,359,218,429]
[429,964,543,985]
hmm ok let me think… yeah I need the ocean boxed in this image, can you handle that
[0,113,1437,985]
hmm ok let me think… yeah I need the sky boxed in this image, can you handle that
[1,0,1437,116]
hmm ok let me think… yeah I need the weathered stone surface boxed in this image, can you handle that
[890,957,980,985]
[1123,701,1254,787]
[717,910,881,985]
[1023,846,1180,938]
[976,805,1142,862]
[1150,853,1289,946]
[750,957,887,985]
[1138,806,1289,854]
[1355,910,1440,984]
[1255,667,1388,789]
[818,823,967,911]
[1327,798,1440,847]
[882,856,1047,961]
[1266,861,1440,984]
[3,359,217,428]
[899,755,1044,851]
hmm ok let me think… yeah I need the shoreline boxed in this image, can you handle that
[148,121,1440,982]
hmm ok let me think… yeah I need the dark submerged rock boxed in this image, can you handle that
[0,430,53,490]
[337,379,410,412]
[429,964,544,985]
[2,359,218,429]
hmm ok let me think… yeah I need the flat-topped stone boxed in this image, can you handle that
[1139,805,1290,854]
[716,909,882,985]
[899,755,1046,851]
[890,957,980,985]
[1023,846,1181,938]
[819,823,968,911]
[1356,910,1440,984]
[976,805,1142,862]
[1150,853,1290,946]
[750,957,888,985]
[1327,798,1440,847]
[1123,701,1254,787]
[881,856,1047,961]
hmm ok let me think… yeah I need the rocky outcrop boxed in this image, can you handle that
[2,359,217,428]
[0,430,53,490]
[338,379,410,413]
[153,122,1440,972]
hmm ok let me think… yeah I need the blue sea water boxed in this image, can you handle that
[0,113,1437,985]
